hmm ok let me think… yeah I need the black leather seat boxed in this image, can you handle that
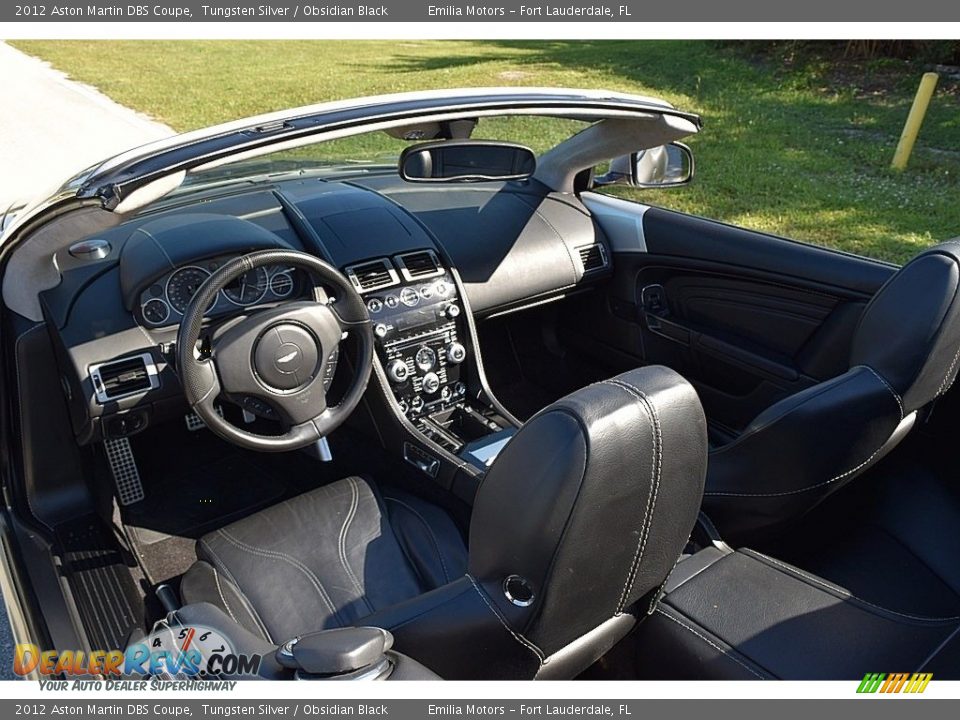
[180,365,708,679]
[704,240,960,542]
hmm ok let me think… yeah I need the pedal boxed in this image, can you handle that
[103,437,145,506]
[303,437,334,463]
[184,406,223,431]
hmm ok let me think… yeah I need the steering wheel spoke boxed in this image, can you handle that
[177,250,373,452]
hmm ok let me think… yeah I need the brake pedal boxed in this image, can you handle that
[103,437,145,506]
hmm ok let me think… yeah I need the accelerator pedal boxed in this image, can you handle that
[103,437,145,506]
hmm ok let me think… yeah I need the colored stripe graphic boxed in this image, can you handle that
[857,672,932,694]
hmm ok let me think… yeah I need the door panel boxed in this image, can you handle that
[580,197,898,439]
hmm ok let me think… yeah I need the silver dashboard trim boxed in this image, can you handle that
[395,249,446,282]
[89,352,161,404]
[344,258,400,294]
[581,192,650,254]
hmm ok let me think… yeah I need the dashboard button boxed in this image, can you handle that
[388,359,410,383]
[419,284,434,300]
[422,372,441,395]
[367,298,383,314]
[446,341,466,364]
[374,323,389,339]
[415,346,436,371]
[400,287,420,307]
[384,294,400,309]
[443,303,461,318]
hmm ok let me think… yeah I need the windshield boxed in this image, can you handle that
[178,115,592,190]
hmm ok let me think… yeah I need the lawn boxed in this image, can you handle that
[12,40,960,264]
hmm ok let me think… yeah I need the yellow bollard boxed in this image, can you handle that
[891,72,939,171]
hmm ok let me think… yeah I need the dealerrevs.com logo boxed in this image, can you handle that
[857,673,933,694]
[14,624,260,680]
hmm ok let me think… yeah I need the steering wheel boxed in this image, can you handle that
[177,250,373,452]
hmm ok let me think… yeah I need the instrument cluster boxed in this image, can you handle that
[137,255,301,328]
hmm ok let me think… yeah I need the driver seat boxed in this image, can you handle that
[179,366,708,679]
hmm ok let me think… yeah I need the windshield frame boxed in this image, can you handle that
[73,89,701,210]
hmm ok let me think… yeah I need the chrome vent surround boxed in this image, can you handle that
[345,258,400,293]
[90,353,160,404]
[395,249,445,281]
[577,243,609,273]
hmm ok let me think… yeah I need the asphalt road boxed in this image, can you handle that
[0,43,172,681]
[0,42,173,208]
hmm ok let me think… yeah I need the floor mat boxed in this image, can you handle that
[57,519,145,648]
[120,420,349,584]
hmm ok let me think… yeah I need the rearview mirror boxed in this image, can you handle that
[399,140,536,183]
[632,142,694,187]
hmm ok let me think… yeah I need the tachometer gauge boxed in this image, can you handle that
[166,267,214,314]
[141,298,171,326]
[223,266,269,306]
[269,270,294,298]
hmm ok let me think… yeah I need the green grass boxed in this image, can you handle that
[12,40,960,263]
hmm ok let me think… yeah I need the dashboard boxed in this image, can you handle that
[40,173,612,446]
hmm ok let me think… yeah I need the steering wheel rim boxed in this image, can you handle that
[176,249,373,452]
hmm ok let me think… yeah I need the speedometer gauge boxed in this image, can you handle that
[223,266,269,306]
[166,267,214,314]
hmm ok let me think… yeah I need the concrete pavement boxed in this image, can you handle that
[0,42,174,208]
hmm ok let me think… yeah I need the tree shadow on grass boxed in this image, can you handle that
[383,40,960,262]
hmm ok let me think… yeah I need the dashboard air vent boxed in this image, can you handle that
[345,259,400,293]
[578,244,609,273]
[396,250,445,281]
[90,353,160,404]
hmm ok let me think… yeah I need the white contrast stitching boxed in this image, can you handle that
[339,478,374,614]
[749,552,960,623]
[386,496,451,583]
[200,543,275,642]
[216,529,343,625]
[937,344,960,397]
[705,368,904,498]
[655,609,767,679]
[467,574,544,663]
[860,365,903,420]
[605,379,663,613]
[212,567,240,624]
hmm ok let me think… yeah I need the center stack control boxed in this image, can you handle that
[346,250,468,421]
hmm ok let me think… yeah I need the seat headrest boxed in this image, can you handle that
[468,366,707,656]
[851,239,960,412]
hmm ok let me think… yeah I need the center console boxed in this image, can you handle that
[345,250,516,475]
